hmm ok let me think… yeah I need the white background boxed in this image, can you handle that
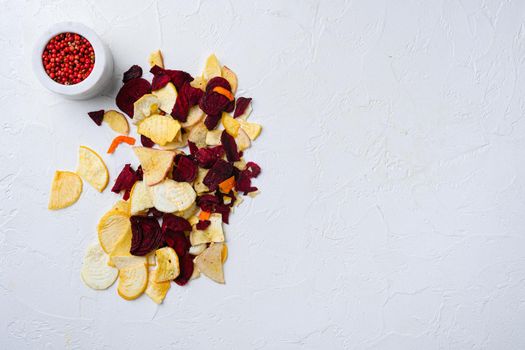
[1,0,525,349]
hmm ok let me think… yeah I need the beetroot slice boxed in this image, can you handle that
[148,207,164,219]
[235,161,261,195]
[225,99,235,113]
[164,230,190,257]
[151,74,171,91]
[150,66,193,90]
[203,159,234,191]
[196,220,211,230]
[206,77,231,93]
[234,97,252,118]
[204,114,221,130]
[136,165,144,181]
[172,83,204,122]
[130,216,163,256]
[116,78,151,117]
[245,161,261,177]
[194,145,224,168]
[188,141,199,156]
[162,213,192,233]
[221,130,240,162]
[111,164,138,201]
[122,65,143,83]
[141,135,155,147]
[199,92,230,116]
[172,155,198,182]
[87,110,104,126]
[174,253,195,286]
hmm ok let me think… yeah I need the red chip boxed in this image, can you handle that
[172,83,204,122]
[130,216,163,256]
[164,230,190,257]
[122,65,143,83]
[235,161,261,195]
[140,135,155,147]
[233,97,252,118]
[148,207,164,219]
[193,145,224,168]
[172,155,198,182]
[174,253,195,286]
[199,92,230,116]
[150,65,193,90]
[116,78,151,117]
[221,130,240,162]
[206,77,231,93]
[196,220,211,230]
[151,74,171,91]
[204,114,221,130]
[225,99,235,113]
[87,110,104,126]
[162,213,192,233]
[203,159,234,191]
[111,164,138,200]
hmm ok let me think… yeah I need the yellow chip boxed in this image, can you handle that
[205,129,222,146]
[187,122,208,148]
[155,247,180,282]
[76,146,109,192]
[110,200,130,216]
[133,147,175,186]
[221,113,240,137]
[239,120,262,140]
[190,75,207,91]
[160,130,188,150]
[194,243,225,284]
[146,253,156,266]
[150,179,196,213]
[145,269,170,304]
[148,49,164,68]
[138,114,181,146]
[221,66,238,94]
[107,227,132,267]
[203,54,222,80]
[130,181,154,215]
[103,110,129,135]
[118,263,148,300]
[190,213,224,245]
[181,106,205,128]
[152,82,177,114]
[221,243,228,263]
[48,171,83,210]
[111,255,147,269]
[175,201,198,220]
[97,210,131,254]
[81,242,118,290]
[133,94,159,125]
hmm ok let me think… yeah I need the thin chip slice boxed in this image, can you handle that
[193,168,209,194]
[203,54,222,80]
[160,130,188,150]
[187,122,208,148]
[111,200,130,216]
[118,263,148,300]
[155,247,180,282]
[130,181,154,215]
[175,201,198,220]
[235,128,251,151]
[147,253,156,266]
[190,75,207,91]
[148,50,164,68]
[103,110,129,134]
[77,146,109,192]
[221,112,240,137]
[152,82,177,114]
[97,209,131,254]
[189,243,207,256]
[145,269,170,304]
[111,255,147,269]
[239,120,262,140]
[181,106,205,128]
[133,94,160,125]
[190,213,224,245]
[81,242,118,290]
[194,242,225,284]
[133,147,175,186]
[137,114,181,146]
[221,66,238,94]
[221,243,228,263]
[108,227,132,267]
[206,129,222,146]
[48,171,83,210]
[150,179,196,213]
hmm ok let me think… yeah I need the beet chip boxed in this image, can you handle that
[172,155,198,182]
[234,97,252,118]
[136,165,144,181]
[188,141,199,156]
[199,92,230,116]
[164,230,190,257]
[175,253,195,286]
[214,204,231,224]
[87,110,104,126]
[148,207,164,219]
[116,78,151,117]
[225,99,235,113]
[245,161,261,178]
[206,77,231,93]
[130,216,163,256]
[162,213,192,233]
[111,164,138,200]
[140,135,155,148]
[172,83,204,122]
[194,145,224,168]
[221,130,240,162]
[150,65,193,90]
[203,159,234,191]
[204,114,221,130]
[122,65,143,83]
[196,220,211,230]
[151,74,171,91]
[235,161,261,195]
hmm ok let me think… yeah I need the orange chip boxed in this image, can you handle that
[107,135,136,154]
[218,176,235,193]
[199,210,211,221]
[212,86,234,101]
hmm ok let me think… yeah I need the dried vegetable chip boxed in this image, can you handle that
[48,171,83,210]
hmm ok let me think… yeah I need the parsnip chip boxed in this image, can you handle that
[111,255,147,269]
[203,54,222,80]
[132,94,159,125]
[150,179,196,213]
[48,171,83,210]
[137,114,181,146]
[152,82,177,114]
[221,66,238,94]
[76,146,109,192]
[103,110,129,135]
[194,243,225,284]
[190,75,207,91]
[221,113,240,137]
[148,49,164,68]
[190,214,224,245]
[193,167,209,194]
[239,120,262,140]
[130,181,154,215]
[205,129,222,146]
[181,106,205,128]
[145,269,170,304]
[118,263,148,300]
[187,122,208,148]
[81,242,118,290]
[155,247,180,282]
[133,147,175,186]
[235,128,251,151]
[97,209,131,254]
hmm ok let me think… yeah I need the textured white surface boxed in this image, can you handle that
[2,0,525,349]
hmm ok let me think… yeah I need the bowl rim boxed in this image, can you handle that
[32,22,107,96]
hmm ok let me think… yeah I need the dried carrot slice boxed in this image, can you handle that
[199,210,211,221]
[212,86,234,101]
[218,176,236,193]
[107,135,136,154]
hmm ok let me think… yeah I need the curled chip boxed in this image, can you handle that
[116,78,151,117]
[130,181,154,215]
[152,82,177,113]
[132,94,159,125]
[133,147,175,186]
[145,269,170,304]
[190,213,225,245]
[122,65,142,83]
[203,54,222,80]
[193,168,210,194]
[221,131,240,162]
[81,242,118,290]
[233,97,252,119]
[155,247,180,282]
[118,263,148,300]
[150,179,196,213]
[222,113,240,137]
[97,209,131,254]
[172,155,198,182]
[194,243,225,284]
[137,114,181,146]
[48,171,83,210]
[174,253,195,286]
[103,110,129,134]
[77,146,109,192]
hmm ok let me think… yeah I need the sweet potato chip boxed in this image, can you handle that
[116,78,151,117]
[48,171,83,210]
[77,146,109,192]
[133,147,175,186]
